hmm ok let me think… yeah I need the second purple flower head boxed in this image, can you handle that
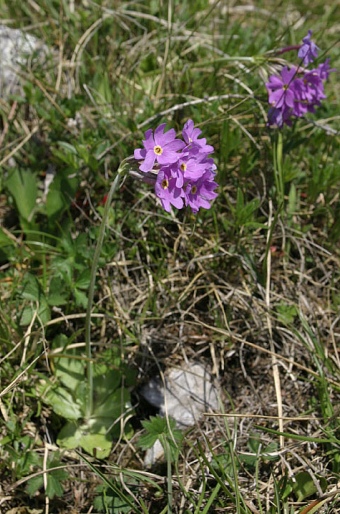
[266,30,334,127]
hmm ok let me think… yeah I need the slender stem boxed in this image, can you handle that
[163,437,173,514]
[275,44,300,56]
[85,166,125,419]
[274,131,284,206]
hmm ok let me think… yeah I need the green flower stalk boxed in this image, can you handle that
[84,159,130,419]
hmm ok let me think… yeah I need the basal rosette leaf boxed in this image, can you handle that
[38,381,84,420]
[5,168,38,221]
[57,388,133,458]
[54,355,86,392]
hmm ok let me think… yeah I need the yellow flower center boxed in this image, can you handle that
[191,185,197,194]
[161,178,169,190]
[180,163,187,172]
[154,145,163,155]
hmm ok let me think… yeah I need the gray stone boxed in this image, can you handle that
[0,25,50,98]
[140,362,220,465]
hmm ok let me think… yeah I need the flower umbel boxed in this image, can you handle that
[134,120,218,213]
[266,31,334,127]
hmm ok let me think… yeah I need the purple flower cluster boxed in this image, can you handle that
[134,120,218,213]
[266,31,334,127]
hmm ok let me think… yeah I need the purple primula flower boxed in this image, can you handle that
[184,170,218,214]
[134,123,185,172]
[182,119,202,144]
[304,70,326,101]
[315,58,335,81]
[290,72,321,117]
[298,30,319,66]
[178,151,209,182]
[182,119,214,154]
[170,164,185,189]
[267,106,293,127]
[266,66,300,109]
[155,166,184,212]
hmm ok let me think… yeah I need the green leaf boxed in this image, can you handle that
[94,485,132,513]
[8,446,41,478]
[40,383,84,420]
[48,291,68,306]
[45,473,65,499]
[236,188,245,210]
[247,432,261,454]
[140,416,173,439]
[5,168,38,221]
[92,387,131,421]
[239,433,279,468]
[92,140,111,159]
[26,475,43,497]
[74,288,88,308]
[20,302,50,326]
[137,429,160,450]
[21,273,40,301]
[276,303,298,324]
[0,228,15,262]
[55,356,86,392]
[138,416,183,462]
[48,276,68,306]
[57,141,78,154]
[45,169,79,220]
[291,471,327,501]
[211,451,236,476]
[56,387,132,458]
[19,274,51,325]
[57,419,113,459]
[26,452,68,499]
[0,228,15,248]
[75,269,91,289]
[261,441,279,462]
[287,182,297,217]
[238,452,257,467]
[93,368,121,403]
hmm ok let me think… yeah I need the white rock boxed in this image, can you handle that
[141,362,220,466]
[143,439,164,468]
[0,25,50,97]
